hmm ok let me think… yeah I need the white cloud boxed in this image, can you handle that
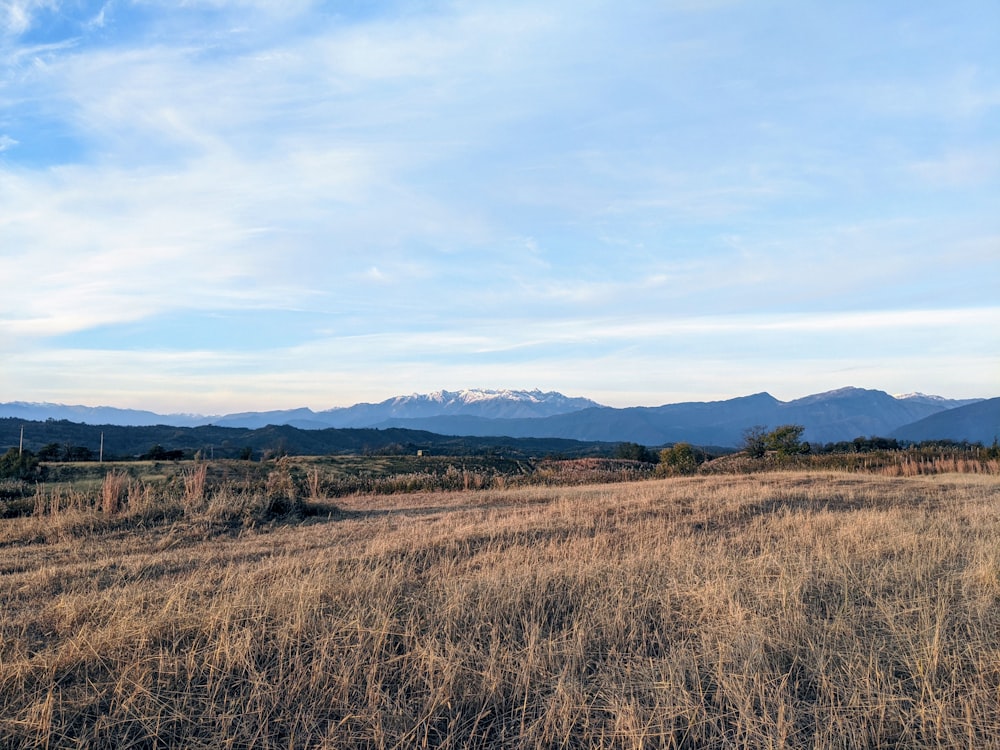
[1,0,42,36]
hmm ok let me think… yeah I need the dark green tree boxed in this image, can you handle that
[613,442,657,463]
[742,425,808,458]
[64,445,94,462]
[0,448,41,480]
[659,442,699,475]
[37,443,63,461]
[741,425,769,458]
[766,424,806,456]
[985,438,999,460]
[141,444,184,461]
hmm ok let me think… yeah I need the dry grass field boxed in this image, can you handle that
[2,471,1000,748]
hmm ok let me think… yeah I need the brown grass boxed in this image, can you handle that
[2,472,1000,748]
[182,462,209,510]
[704,452,1000,477]
[100,470,129,515]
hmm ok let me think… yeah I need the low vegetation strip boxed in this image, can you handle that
[0,456,662,521]
[2,472,1000,748]
[3,441,998,520]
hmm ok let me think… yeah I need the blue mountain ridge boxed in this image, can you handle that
[0,387,989,447]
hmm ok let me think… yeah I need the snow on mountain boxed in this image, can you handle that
[319,389,603,425]
[368,388,994,445]
[897,392,948,402]
[384,389,599,417]
[895,393,984,409]
[0,390,603,429]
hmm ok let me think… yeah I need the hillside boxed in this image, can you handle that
[891,397,1000,444]
[374,388,975,445]
[0,418,619,461]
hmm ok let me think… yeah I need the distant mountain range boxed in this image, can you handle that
[211,389,602,429]
[1,387,995,447]
[0,390,600,429]
[890,398,1000,444]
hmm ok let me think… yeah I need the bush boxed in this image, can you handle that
[141,444,185,461]
[741,426,769,458]
[767,424,807,456]
[613,442,657,463]
[659,443,700,475]
[742,425,808,458]
[0,448,42,480]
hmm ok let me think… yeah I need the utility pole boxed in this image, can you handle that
[100,432,104,463]
[19,425,24,456]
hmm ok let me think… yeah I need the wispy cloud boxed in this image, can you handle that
[1,0,43,36]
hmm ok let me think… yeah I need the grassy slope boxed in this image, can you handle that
[2,473,1000,748]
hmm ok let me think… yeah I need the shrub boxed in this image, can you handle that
[741,426,769,458]
[261,468,304,519]
[141,444,184,461]
[742,425,808,458]
[659,442,700,475]
[766,424,807,456]
[0,448,41,481]
[613,442,657,463]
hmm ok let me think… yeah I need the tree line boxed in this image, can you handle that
[613,426,1000,477]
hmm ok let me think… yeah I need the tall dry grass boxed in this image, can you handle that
[2,472,1000,748]
[100,470,129,515]
[183,462,209,510]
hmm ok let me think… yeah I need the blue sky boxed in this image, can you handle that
[1,0,998,413]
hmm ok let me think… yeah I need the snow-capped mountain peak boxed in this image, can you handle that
[380,389,601,418]
[896,393,984,409]
[897,392,947,402]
